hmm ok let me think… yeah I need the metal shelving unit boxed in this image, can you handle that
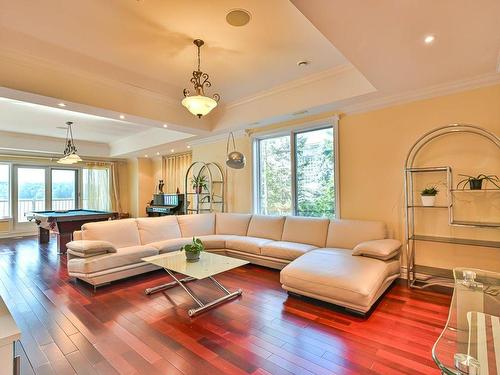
[404,124,500,289]
[183,162,225,214]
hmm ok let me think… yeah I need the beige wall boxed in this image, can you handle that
[192,136,252,213]
[128,157,156,218]
[189,84,500,272]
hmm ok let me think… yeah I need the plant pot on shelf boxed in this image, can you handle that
[195,186,203,194]
[421,195,436,207]
[469,179,483,190]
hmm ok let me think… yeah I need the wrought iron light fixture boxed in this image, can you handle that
[226,132,246,169]
[182,39,220,118]
[57,121,82,164]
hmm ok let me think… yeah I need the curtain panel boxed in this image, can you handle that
[162,152,192,193]
[83,162,122,212]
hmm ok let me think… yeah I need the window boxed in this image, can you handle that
[0,164,9,217]
[254,123,338,218]
[51,169,77,210]
[82,167,111,211]
[17,167,46,222]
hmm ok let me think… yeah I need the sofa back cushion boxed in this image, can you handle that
[136,216,182,245]
[216,213,252,236]
[326,219,387,249]
[81,218,141,248]
[282,216,329,247]
[177,213,215,237]
[247,215,285,240]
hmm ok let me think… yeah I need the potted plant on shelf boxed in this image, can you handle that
[420,186,439,206]
[181,237,205,262]
[191,175,208,194]
[456,174,500,190]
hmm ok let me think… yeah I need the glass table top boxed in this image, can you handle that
[142,251,249,280]
[432,268,500,375]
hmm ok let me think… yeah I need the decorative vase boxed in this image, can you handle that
[421,195,436,207]
[185,251,200,262]
[469,179,483,190]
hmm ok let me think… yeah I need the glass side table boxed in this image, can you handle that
[432,268,499,374]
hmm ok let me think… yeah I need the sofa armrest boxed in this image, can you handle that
[66,240,117,258]
[352,239,401,260]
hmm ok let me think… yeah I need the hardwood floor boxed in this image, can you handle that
[0,235,452,375]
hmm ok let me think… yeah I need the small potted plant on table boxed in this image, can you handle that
[456,174,500,190]
[181,237,205,262]
[420,186,439,206]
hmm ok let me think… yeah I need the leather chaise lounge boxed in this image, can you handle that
[67,213,401,313]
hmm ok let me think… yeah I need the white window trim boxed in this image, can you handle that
[251,115,340,218]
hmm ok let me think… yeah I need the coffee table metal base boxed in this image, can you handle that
[145,268,243,317]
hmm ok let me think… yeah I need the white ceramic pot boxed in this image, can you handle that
[421,195,436,207]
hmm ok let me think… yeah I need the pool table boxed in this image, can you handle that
[26,209,118,253]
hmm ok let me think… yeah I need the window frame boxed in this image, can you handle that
[252,116,340,218]
[0,163,11,218]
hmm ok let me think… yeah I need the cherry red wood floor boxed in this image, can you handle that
[0,235,452,375]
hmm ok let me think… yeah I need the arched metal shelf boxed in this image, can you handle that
[183,162,225,214]
[404,124,500,289]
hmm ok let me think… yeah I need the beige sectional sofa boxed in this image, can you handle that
[67,213,401,313]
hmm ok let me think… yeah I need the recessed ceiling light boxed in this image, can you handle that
[292,110,309,116]
[144,154,148,158]
[170,149,175,153]
[297,60,310,67]
[424,35,435,44]
[226,9,251,27]
[163,124,168,128]
[58,102,66,107]
[156,152,160,156]
[119,114,125,119]
[187,145,191,149]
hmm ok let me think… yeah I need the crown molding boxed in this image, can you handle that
[223,64,353,110]
[187,130,247,147]
[342,72,500,115]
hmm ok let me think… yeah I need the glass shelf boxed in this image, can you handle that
[408,205,449,208]
[451,220,500,228]
[411,235,500,248]
[450,189,500,193]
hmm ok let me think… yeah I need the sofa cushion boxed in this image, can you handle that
[282,216,329,247]
[353,239,401,260]
[136,216,181,244]
[280,248,400,310]
[197,234,236,249]
[67,245,158,274]
[215,213,252,236]
[66,240,117,257]
[225,236,273,255]
[82,219,141,248]
[246,215,285,241]
[177,214,215,237]
[326,219,387,249]
[261,241,316,261]
[150,237,193,254]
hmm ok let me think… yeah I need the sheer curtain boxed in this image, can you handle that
[82,163,111,211]
[162,152,192,193]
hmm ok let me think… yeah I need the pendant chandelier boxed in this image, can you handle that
[57,121,82,164]
[182,39,220,118]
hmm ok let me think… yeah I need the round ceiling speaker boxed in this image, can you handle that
[226,151,246,169]
[226,9,251,27]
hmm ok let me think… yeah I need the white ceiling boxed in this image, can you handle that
[0,0,347,103]
[0,96,195,157]
[291,0,500,93]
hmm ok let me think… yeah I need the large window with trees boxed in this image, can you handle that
[254,123,337,218]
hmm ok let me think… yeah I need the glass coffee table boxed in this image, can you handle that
[432,268,499,374]
[142,251,249,317]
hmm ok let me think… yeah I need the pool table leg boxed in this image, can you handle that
[56,233,72,254]
[38,227,50,244]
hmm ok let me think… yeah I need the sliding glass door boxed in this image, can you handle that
[51,169,77,211]
[15,167,47,223]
